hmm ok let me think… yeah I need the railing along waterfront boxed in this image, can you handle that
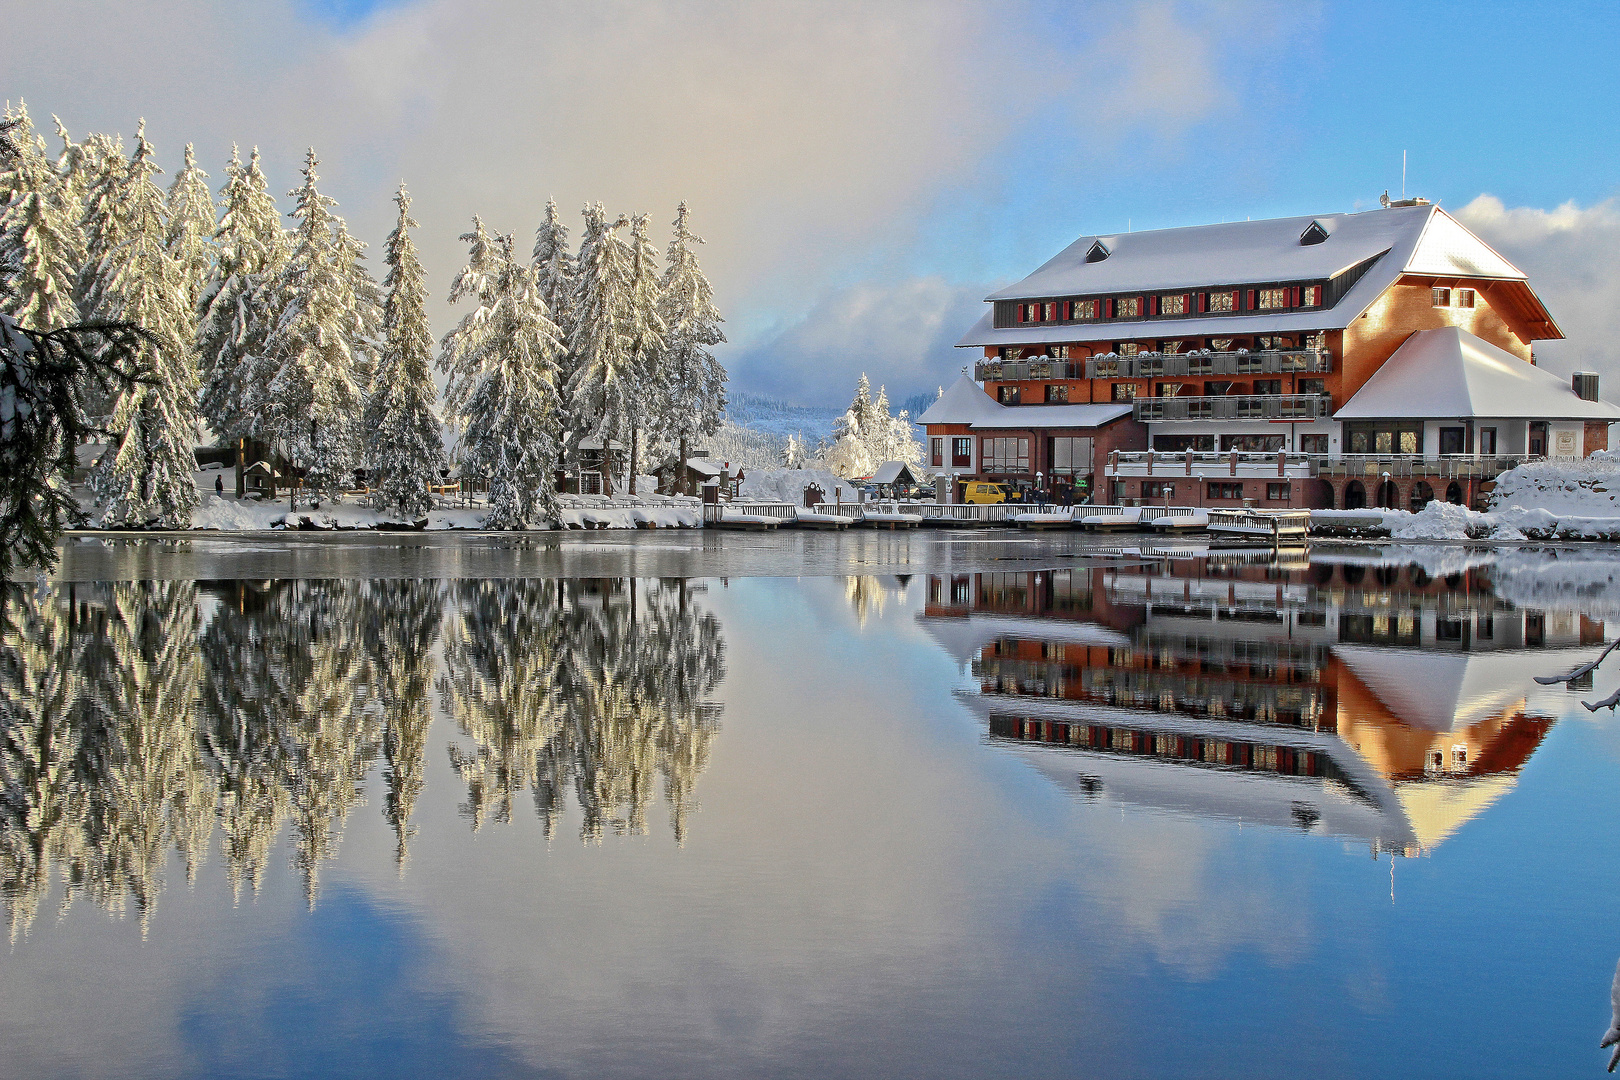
[702,501,798,524]
[972,348,1332,383]
[1132,394,1329,422]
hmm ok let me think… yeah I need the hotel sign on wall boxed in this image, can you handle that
[1556,429,1579,456]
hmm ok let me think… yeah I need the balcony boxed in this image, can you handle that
[973,358,1087,382]
[1104,451,1543,482]
[1085,348,1331,380]
[1314,454,1540,480]
[1132,394,1330,422]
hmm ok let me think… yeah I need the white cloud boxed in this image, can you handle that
[3,0,1302,401]
[1455,194,1620,385]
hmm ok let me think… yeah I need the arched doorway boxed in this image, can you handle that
[1344,480,1366,509]
[1410,480,1434,513]
[1446,481,1464,505]
[1376,479,1399,509]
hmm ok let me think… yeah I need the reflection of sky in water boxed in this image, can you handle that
[3,543,1620,1077]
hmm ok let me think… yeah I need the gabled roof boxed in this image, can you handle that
[916,375,1133,430]
[961,204,1560,348]
[871,460,920,485]
[1334,327,1620,421]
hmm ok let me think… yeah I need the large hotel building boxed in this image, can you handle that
[919,200,1619,509]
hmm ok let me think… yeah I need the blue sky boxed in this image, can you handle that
[5,0,1618,407]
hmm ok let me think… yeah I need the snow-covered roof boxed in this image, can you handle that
[917,375,1134,430]
[871,461,920,484]
[685,457,724,477]
[961,205,1559,348]
[1334,327,1620,421]
[577,437,626,451]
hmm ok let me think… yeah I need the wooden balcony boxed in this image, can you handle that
[1084,348,1332,379]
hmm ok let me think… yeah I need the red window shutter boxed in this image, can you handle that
[1183,293,1192,313]
[1138,296,1146,317]
[1246,289,1257,310]
[1197,292,1206,313]
[1103,298,1112,319]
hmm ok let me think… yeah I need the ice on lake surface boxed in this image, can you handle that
[7,532,1620,1078]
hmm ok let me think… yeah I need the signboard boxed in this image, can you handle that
[1555,429,1579,457]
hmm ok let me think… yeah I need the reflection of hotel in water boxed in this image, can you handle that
[922,554,1601,856]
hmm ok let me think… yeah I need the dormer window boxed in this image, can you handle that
[1085,241,1111,263]
[1300,220,1330,245]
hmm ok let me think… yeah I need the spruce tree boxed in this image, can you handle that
[197,146,288,439]
[531,196,575,344]
[164,144,214,315]
[251,150,364,503]
[84,122,201,528]
[623,213,666,495]
[439,223,564,529]
[0,105,85,331]
[565,203,635,494]
[74,131,129,316]
[364,184,444,519]
[655,202,726,493]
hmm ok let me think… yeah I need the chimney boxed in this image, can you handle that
[1574,372,1600,402]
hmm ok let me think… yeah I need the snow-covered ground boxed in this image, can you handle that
[1311,453,1620,541]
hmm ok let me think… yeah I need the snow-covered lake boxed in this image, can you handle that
[5,532,1620,1077]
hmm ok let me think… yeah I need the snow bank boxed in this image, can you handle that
[554,493,702,530]
[738,468,859,505]
[1490,456,1620,517]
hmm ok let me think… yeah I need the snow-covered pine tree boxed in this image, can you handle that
[0,104,86,331]
[364,184,444,520]
[333,214,383,391]
[531,196,575,344]
[655,202,727,494]
[73,131,129,317]
[84,122,201,528]
[565,203,635,494]
[622,212,666,495]
[197,146,289,440]
[251,149,364,503]
[164,144,214,315]
[438,222,565,528]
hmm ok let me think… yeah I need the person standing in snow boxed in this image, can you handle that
[215,474,224,497]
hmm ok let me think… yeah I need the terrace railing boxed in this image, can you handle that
[1085,348,1331,379]
[1132,394,1330,422]
[1313,454,1541,479]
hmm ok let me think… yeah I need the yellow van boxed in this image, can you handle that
[962,481,1011,504]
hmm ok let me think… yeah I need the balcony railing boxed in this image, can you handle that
[973,359,1088,381]
[1132,394,1329,422]
[1085,348,1331,379]
[1314,454,1540,479]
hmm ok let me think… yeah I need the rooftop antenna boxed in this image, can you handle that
[1402,150,1407,199]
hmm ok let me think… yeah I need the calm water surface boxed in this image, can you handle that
[5,532,1620,1078]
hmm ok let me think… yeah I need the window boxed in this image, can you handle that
[1050,437,1092,475]
[1115,296,1141,318]
[1000,346,1021,360]
[1072,299,1097,320]
[1043,302,1057,321]
[1300,285,1322,306]
[982,437,1030,473]
[1258,288,1288,310]
[931,438,944,467]
[1221,434,1286,452]
[1159,294,1187,315]
[1298,378,1326,395]
[1480,427,1497,455]
[952,437,972,466]
[1116,342,1141,356]
[1155,383,1182,397]
[998,385,1021,405]
[1111,383,1140,401]
[1153,434,1214,452]
[1044,384,1069,403]
[1142,481,1175,499]
[1049,344,1070,359]
[1458,288,1476,308]
[1300,434,1329,454]
[1432,287,1451,307]
[1253,379,1282,395]
[1161,340,1183,354]
[1208,292,1236,313]
[1267,483,1290,501]
[1207,482,1244,500]
[1210,337,1233,350]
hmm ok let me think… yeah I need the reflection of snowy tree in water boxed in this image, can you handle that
[0,581,207,937]
[439,578,724,844]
